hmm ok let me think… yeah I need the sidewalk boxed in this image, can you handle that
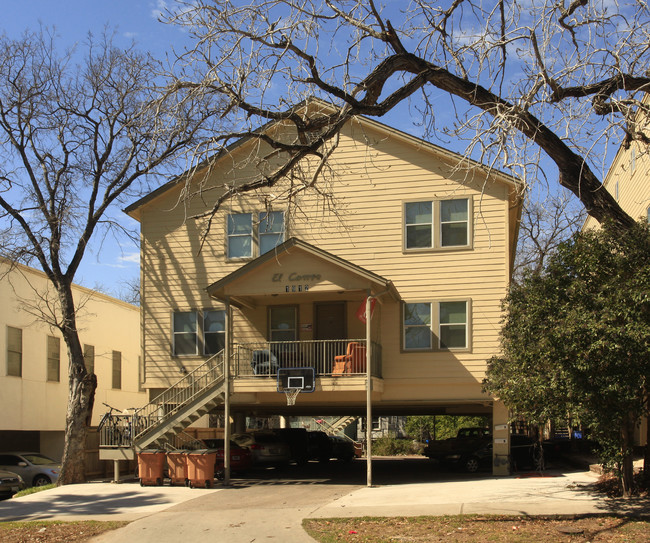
[1,468,648,543]
[0,482,219,522]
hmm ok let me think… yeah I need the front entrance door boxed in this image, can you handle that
[315,303,347,372]
[315,302,346,341]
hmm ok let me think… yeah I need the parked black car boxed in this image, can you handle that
[442,434,539,473]
[307,431,333,462]
[329,435,355,462]
[272,428,310,465]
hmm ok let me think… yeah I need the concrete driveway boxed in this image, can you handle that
[1,458,648,543]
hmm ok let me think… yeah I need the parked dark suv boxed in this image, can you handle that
[272,428,310,465]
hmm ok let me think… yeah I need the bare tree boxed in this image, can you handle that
[163,0,649,234]
[0,29,219,484]
[513,191,585,281]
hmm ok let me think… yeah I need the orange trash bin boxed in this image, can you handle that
[166,450,188,486]
[186,449,217,488]
[137,449,165,486]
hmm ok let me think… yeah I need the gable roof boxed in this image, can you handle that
[124,98,521,220]
[206,237,400,308]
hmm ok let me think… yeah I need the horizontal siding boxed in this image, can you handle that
[140,121,512,391]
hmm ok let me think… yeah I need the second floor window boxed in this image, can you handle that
[112,351,122,389]
[47,336,60,382]
[6,326,22,377]
[403,300,469,351]
[269,306,297,342]
[204,310,226,355]
[404,198,470,250]
[228,211,285,259]
[173,310,227,356]
[173,311,198,356]
[84,344,95,374]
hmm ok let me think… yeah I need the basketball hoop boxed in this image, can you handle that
[284,388,301,406]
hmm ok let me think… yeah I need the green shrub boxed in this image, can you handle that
[372,437,423,456]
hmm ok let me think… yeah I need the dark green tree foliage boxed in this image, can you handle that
[484,222,650,495]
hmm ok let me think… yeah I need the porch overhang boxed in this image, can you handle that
[206,237,401,308]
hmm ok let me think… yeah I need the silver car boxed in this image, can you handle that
[0,469,25,499]
[0,452,60,487]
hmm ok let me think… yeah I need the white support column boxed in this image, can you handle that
[365,293,373,487]
[224,297,231,485]
[113,460,120,483]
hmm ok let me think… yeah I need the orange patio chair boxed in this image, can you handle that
[332,342,366,375]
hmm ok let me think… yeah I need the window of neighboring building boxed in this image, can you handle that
[227,211,285,259]
[631,147,636,173]
[403,300,470,351]
[83,344,95,374]
[647,206,650,224]
[204,310,226,355]
[404,198,470,250]
[112,351,122,389]
[47,336,60,382]
[269,306,297,342]
[173,311,198,356]
[6,326,22,377]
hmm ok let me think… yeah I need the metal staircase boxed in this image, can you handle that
[315,416,359,436]
[99,352,226,452]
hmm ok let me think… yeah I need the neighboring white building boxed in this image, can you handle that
[0,260,146,464]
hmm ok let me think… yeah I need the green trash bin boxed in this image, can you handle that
[186,449,217,488]
[137,449,165,486]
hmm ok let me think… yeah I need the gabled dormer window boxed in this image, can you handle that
[228,211,285,259]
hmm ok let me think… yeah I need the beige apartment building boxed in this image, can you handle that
[1,260,146,462]
[123,102,522,475]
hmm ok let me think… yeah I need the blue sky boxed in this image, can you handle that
[3,1,188,298]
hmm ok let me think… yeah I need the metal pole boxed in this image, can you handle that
[224,298,231,485]
[365,294,372,487]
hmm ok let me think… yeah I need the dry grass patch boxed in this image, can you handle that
[0,520,128,542]
[303,515,650,542]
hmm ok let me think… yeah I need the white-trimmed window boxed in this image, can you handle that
[174,310,227,356]
[269,306,297,342]
[173,311,198,356]
[403,303,433,350]
[259,211,285,255]
[404,198,470,250]
[403,300,469,350]
[228,211,285,259]
[204,310,226,355]
[439,301,468,349]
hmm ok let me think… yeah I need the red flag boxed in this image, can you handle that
[356,298,376,324]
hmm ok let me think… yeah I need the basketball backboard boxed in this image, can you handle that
[277,367,315,393]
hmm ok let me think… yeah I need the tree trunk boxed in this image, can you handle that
[620,415,636,497]
[56,283,98,485]
[643,408,650,485]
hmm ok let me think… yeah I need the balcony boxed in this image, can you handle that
[232,339,382,379]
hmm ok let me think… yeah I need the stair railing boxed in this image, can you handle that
[132,351,225,443]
